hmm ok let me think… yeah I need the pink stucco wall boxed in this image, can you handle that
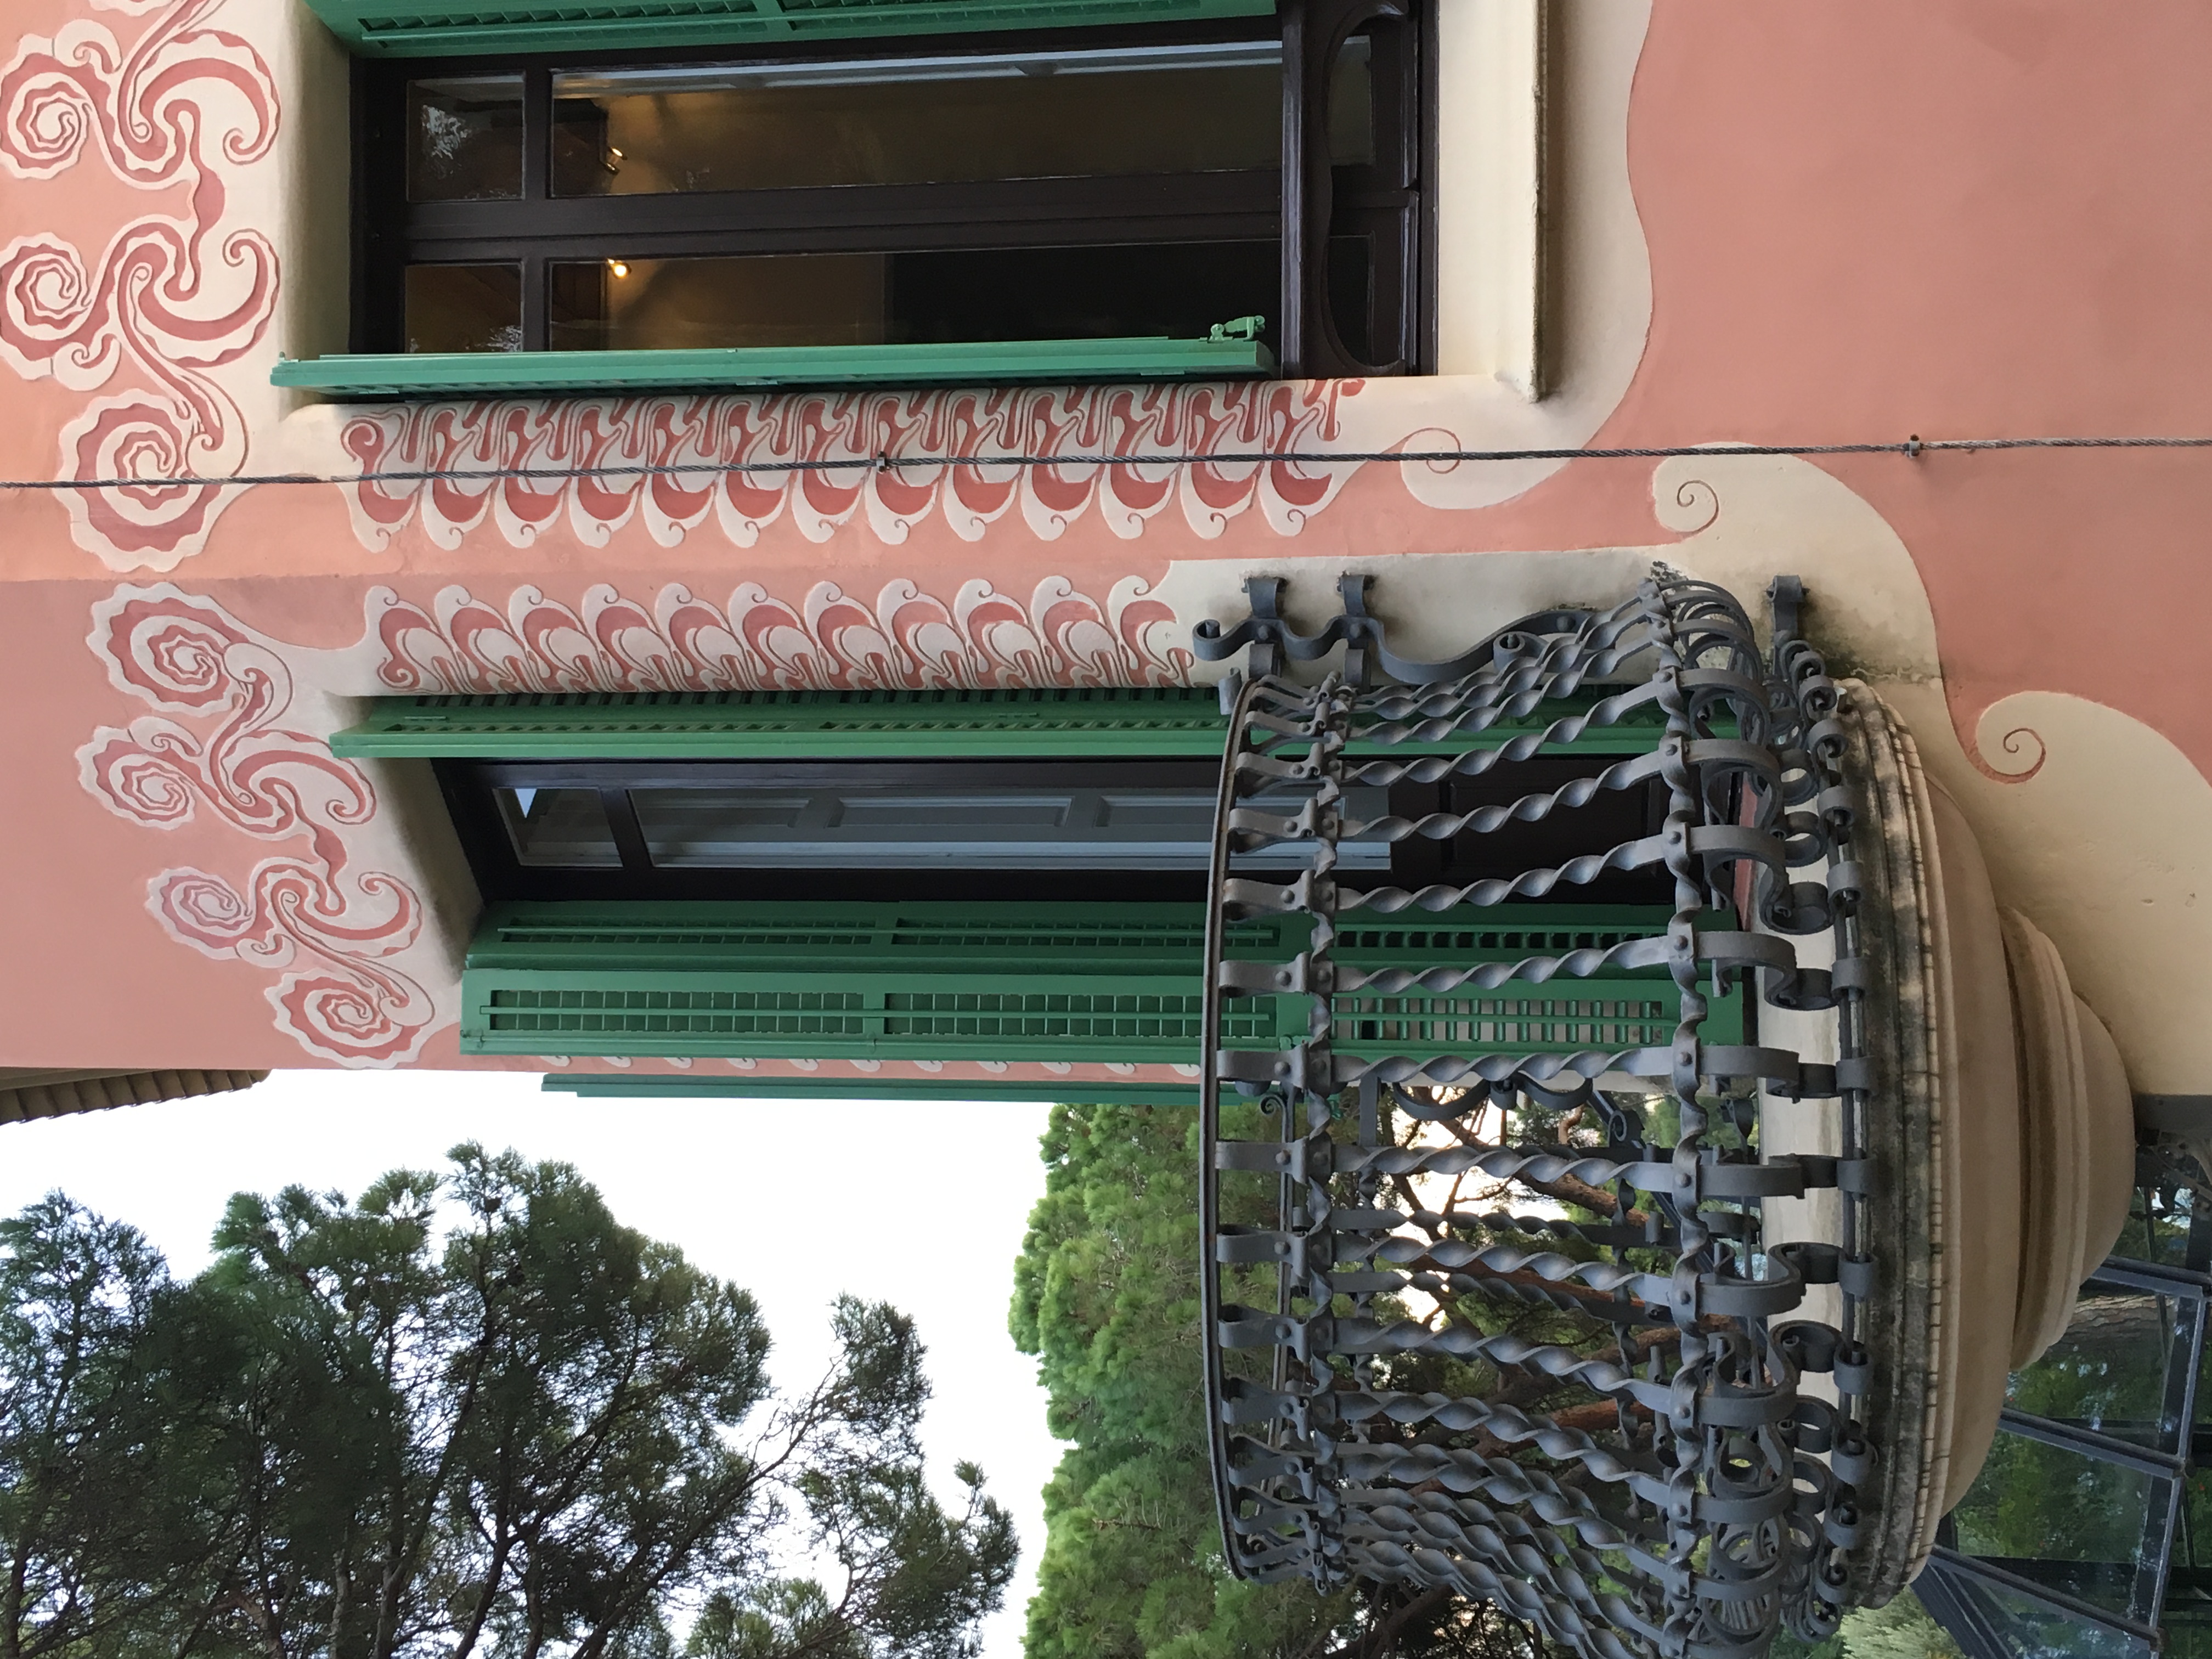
[4,0,2209,1074]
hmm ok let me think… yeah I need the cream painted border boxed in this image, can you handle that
[269,0,353,394]
[1310,0,1655,512]
[1434,0,1543,393]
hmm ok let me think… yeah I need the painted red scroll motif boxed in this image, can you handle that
[366,575,1194,692]
[0,0,278,568]
[78,586,439,1065]
[334,379,1358,549]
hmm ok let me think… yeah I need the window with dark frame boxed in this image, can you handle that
[352,1,1430,380]
[433,751,1671,907]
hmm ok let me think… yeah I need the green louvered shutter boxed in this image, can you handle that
[461,900,1307,1062]
[412,689,1730,1072]
[460,900,1731,1064]
[302,0,1275,58]
[1329,910,1744,1058]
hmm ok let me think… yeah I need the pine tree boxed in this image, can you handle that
[1010,1104,1561,1659]
[0,1147,1015,1659]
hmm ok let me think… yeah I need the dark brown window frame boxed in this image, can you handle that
[437,757,1229,905]
[351,4,1431,376]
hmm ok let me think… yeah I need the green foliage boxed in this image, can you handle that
[689,1584,859,1659]
[1010,1103,1328,1659]
[0,1149,1013,1659]
[1770,1593,1961,1659]
[1947,1291,2170,1575]
[0,1195,232,1659]
[1827,1595,1964,1659]
[1010,1104,1558,1659]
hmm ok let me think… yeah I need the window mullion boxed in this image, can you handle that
[1279,0,1321,380]
[600,789,653,873]
[521,69,552,349]
[404,172,1281,246]
[522,67,551,200]
[1283,0,1420,378]
[521,254,549,352]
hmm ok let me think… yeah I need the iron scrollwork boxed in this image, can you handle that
[1197,572,1882,1658]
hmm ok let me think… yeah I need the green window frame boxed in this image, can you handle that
[272,332,1271,398]
[332,687,1234,760]
[329,685,1663,761]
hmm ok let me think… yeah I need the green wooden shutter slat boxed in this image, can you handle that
[458,899,1730,1064]
[331,688,1230,760]
[462,899,1285,1062]
[270,336,1272,398]
[303,0,1274,55]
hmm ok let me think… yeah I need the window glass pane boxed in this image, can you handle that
[547,241,1277,353]
[550,255,887,351]
[2160,1607,2212,1659]
[2117,1173,2210,1271]
[407,76,523,201]
[889,242,1277,346]
[1328,233,1373,364]
[1921,1562,2153,1659]
[405,266,522,354]
[2176,1468,2212,1654]
[630,784,1388,870]
[550,42,1280,197]
[498,788,621,867]
[1328,36,1375,166]
[1947,1431,2168,1618]
[2008,1288,2199,1455]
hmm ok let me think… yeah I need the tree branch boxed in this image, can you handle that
[1432,1119,1652,1228]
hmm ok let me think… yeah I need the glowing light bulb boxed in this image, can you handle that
[608,260,630,278]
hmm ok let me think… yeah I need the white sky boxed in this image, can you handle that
[0,1071,1058,1659]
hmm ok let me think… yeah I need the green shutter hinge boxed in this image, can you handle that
[1208,315,1266,342]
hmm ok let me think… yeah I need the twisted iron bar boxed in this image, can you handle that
[1198,571,1878,1658]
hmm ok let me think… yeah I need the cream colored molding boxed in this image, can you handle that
[1434,0,1544,394]
[1312,0,1654,514]
[1905,686,2212,1097]
[274,0,356,393]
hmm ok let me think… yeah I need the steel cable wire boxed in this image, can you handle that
[8,431,2212,492]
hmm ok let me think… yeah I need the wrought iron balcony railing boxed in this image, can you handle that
[1193,571,2144,1658]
